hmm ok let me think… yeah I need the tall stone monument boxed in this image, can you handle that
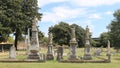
[27,17,40,60]
[68,27,78,60]
[46,33,54,60]
[83,26,92,60]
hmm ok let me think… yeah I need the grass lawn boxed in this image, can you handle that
[0,48,120,68]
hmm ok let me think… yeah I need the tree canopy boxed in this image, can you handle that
[109,9,120,49]
[0,0,42,50]
[49,22,85,47]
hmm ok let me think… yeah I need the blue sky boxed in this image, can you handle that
[37,0,120,37]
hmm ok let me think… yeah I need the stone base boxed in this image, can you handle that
[27,53,40,59]
[68,55,78,60]
[46,54,54,60]
[82,54,92,60]
[27,50,40,60]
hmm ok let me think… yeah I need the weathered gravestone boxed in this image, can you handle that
[68,27,78,60]
[46,33,54,60]
[94,48,102,56]
[56,46,63,61]
[106,40,111,62]
[27,17,41,60]
[83,26,92,60]
[9,46,16,59]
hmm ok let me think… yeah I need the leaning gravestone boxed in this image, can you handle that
[9,46,16,59]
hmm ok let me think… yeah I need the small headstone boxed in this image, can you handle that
[56,46,63,61]
[94,48,102,56]
[9,46,16,59]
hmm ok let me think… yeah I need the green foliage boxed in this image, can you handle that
[49,22,85,47]
[49,22,71,46]
[7,36,14,43]
[99,32,109,47]
[0,0,42,50]
[38,30,44,41]
[91,38,100,47]
[109,9,120,49]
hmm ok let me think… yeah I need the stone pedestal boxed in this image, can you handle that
[83,26,92,60]
[68,27,78,60]
[68,41,78,60]
[27,17,40,60]
[46,33,54,60]
[46,44,54,60]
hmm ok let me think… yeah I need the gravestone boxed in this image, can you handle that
[27,17,40,60]
[56,46,63,61]
[9,46,16,59]
[83,26,92,60]
[46,33,54,60]
[94,48,102,56]
[106,40,111,62]
[68,27,78,60]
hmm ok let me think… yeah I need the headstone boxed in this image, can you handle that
[9,46,16,59]
[46,33,54,60]
[27,17,40,60]
[56,46,63,61]
[68,27,78,60]
[106,40,111,62]
[94,48,102,56]
[83,26,92,60]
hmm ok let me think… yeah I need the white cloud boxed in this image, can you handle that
[71,0,120,7]
[38,0,68,7]
[41,6,87,23]
[38,0,120,7]
[88,13,101,19]
[105,11,114,15]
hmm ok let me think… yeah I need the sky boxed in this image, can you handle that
[37,0,120,37]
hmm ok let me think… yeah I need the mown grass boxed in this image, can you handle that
[0,48,120,68]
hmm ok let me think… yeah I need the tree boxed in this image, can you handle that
[99,32,109,47]
[109,9,120,50]
[0,0,42,50]
[0,24,11,42]
[49,22,71,46]
[70,24,85,47]
[38,30,44,41]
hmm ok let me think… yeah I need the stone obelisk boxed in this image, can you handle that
[27,17,40,60]
[46,33,54,60]
[83,26,92,60]
[68,27,78,60]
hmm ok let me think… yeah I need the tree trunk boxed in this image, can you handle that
[14,29,18,50]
